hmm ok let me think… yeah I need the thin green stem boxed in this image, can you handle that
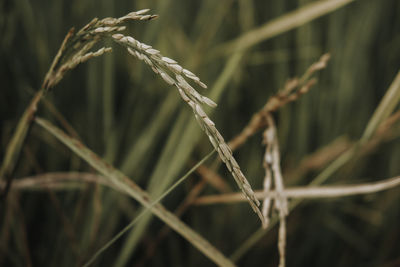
[83,150,215,267]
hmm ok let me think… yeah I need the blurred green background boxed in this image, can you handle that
[1,0,400,266]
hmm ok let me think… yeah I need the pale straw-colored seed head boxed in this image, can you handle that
[217,148,227,163]
[162,57,177,64]
[126,36,136,45]
[202,96,217,108]
[188,100,196,110]
[141,43,152,50]
[208,136,218,149]
[119,36,127,43]
[215,131,225,143]
[142,54,153,66]
[194,115,205,131]
[101,17,117,25]
[203,117,215,127]
[134,9,150,15]
[183,69,196,78]
[177,87,191,103]
[229,157,240,170]
[195,104,207,118]
[140,15,152,20]
[151,66,159,74]
[109,22,263,224]
[94,27,105,33]
[135,51,142,60]
[160,71,175,85]
[146,48,160,55]
[225,160,233,172]
[127,47,136,57]
[169,64,183,74]
[198,81,207,89]
[176,74,191,88]
[112,33,124,40]
[219,144,232,159]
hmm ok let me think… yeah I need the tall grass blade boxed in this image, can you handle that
[0,90,44,196]
[83,151,215,267]
[218,0,355,54]
[361,70,400,143]
[35,117,235,267]
[230,70,400,261]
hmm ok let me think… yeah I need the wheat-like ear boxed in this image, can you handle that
[1,10,158,197]
[42,9,158,92]
[111,28,264,225]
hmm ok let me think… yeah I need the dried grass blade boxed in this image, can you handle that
[278,214,286,267]
[193,176,400,205]
[0,172,111,191]
[219,0,355,54]
[229,53,329,151]
[34,117,236,267]
[262,115,288,266]
[361,70,400,143]
[0,90,44,197]
[83,151,215,267]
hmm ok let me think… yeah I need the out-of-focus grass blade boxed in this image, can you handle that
[0,90,44,194]
[361,70,400,143]
[102,0,116,162]
[231,70,400,262]
[217,0,355,54]
[35,117,235,267]
[83,150,215,267]
[120,92,178,176]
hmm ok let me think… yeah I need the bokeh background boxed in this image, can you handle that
[1,0,400,266]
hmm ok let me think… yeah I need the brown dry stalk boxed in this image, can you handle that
[193,176,400,205]
[375,110,400,136]
[358,110,400,156]
[262,115,288,224]
[228,53,330,151]
[0,90,44,198]
[278,213,286,267]
[262,114,288,267]
[0,172,111,191]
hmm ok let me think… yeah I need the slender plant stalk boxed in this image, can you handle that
[193,176,400,205]
[262,114,288,267]
[229,53,330,151]
[83,151,215,267]
[230,70,400,261]
[35,117,235,267]
[0,90,44,197]
[215,0,355,55]
[361,70,400,143]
